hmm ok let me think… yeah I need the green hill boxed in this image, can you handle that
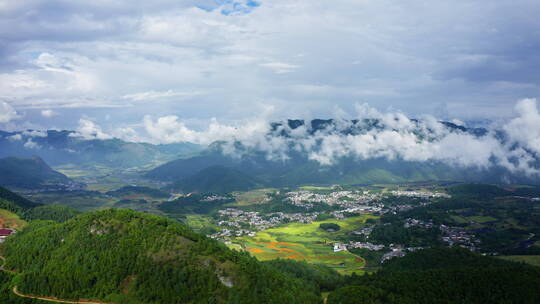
[1,209,322,304]
[0,156,73,189]
[0,186,42,210]
[106,186,169,199]
[169,165,261,194]
[327,247,540,304]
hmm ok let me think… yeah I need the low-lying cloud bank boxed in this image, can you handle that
[56,98,540,177]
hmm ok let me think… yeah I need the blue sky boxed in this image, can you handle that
[0,0,539,137]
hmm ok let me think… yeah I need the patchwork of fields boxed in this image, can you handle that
[230,215,377,275]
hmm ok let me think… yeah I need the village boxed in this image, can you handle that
[209,188,473,265]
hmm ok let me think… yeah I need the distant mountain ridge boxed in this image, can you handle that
[0,156,80,190]
[0,129,202,168]
[146,118,540,187]
[168,165,261,193]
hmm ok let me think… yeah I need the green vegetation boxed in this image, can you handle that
[231,216,376,275]
[169,165,261,194]
[106,186,169,199]
[0,186,42,210]
[370,224,442,247]
[499,255,540,267]
[2,209,322,304]
[24,190,117,212]
[376,184,540,254]
[0,156,71,189]
[319,223,340,232]
[22,205,80,223]
[327,247,540,304]
[229,189,275,207]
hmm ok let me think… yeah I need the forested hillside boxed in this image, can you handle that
[0,157,72,189]
[327,247,540,304]
[168,165,261,194]
[1,209,322,304]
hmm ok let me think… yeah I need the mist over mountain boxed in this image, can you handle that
[146,101,540,187]
[0,129,202,168]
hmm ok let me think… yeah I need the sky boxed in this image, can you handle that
[1,0,540,137]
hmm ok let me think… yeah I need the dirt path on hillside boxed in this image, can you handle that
[12,286,114,304]
[0,255,16,274]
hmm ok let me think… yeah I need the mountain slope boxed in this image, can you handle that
[0,186,42,210]
[328,247,540,304]
[0,156,75,189]
[2,209,322,304]
[0,130,202,168]
[168,165,261,193]
[146,118,540,186]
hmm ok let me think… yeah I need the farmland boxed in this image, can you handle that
[230,215,376,275]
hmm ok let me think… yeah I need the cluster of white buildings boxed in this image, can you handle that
[389,190,451,199]
[213,208,320,239]
[285,190,378,207]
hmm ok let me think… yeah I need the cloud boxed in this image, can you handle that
[22,130,47,137]
[41,109,57,117]
[259,62,300,74]
[138,98,540,177]
[142,114,270,146]
[122,90,202,101]
[7,134,22,141]
[71,118,112,140]
[23,138,40,149]
[503,98,540,154]
[0,101,20,123]
[1,0,539,126]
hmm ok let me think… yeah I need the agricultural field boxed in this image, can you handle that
[24,191,118,211]
[228,189,276,206]
[184,215,220,234]
[230,215,377,275]
[0,208,27,229]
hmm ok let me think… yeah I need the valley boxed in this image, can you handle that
[1,127,540,303]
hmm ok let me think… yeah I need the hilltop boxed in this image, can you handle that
[1,209,322,304]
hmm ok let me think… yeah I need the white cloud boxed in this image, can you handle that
[71,118,112,140]
[259,62,300,74]
[23,138,40,149]
[503,98,540,154]
[7,134,22,141]
[122,90,202,101]
[41,109,57,117]
[0,101,20,123]
[22,130,47,137]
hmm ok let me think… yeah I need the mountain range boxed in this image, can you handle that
[145,119,540,190]
[0,130,202,168]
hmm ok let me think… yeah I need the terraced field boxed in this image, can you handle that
[231,215,376,275]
